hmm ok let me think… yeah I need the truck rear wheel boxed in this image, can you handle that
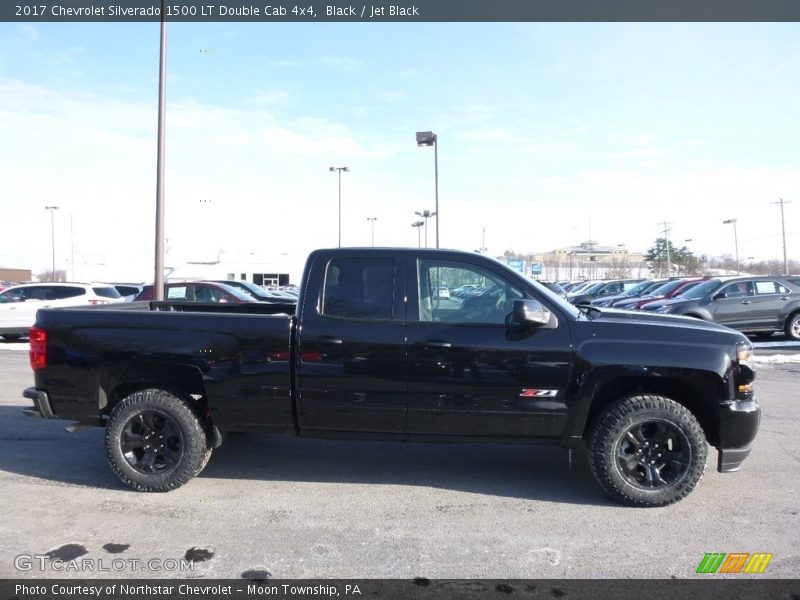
[104,389,211,492]
[588,394,707,507]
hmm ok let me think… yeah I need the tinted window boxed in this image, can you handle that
[754,281,789,295]
[26,286,57,301]
[92,286,121,299]
[55,286,87,299]
[648,279,685,296]
[194,285,228,303]
[322,258,395,320]
[114,285,140,297]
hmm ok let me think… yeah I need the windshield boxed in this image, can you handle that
[648,279,685,296]
[680,279,723,300]
[625,280,653,296]
[214,283,263,302]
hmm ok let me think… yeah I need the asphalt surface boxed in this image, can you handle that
[0,348,798,580]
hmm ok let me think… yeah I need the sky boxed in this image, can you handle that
[1,22,798,281]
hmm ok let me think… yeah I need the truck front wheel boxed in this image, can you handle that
[588,394,707,507]
[104,389,212,492]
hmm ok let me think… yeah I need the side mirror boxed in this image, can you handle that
[512,299,551,326]
[712,292,726,300]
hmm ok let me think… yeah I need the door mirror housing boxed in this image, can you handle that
[512,299,551,326]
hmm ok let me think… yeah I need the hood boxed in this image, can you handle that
[584,307,739,338]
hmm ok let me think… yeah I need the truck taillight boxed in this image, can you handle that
[29,327,47,371]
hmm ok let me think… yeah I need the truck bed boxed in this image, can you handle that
[34,302,297,431]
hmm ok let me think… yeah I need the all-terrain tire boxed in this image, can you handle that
[588,394,707,507]
[104,389,212,492]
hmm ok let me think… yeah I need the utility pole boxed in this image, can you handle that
[658,221,673,277]
[45,206,60,281]
[366,217,378,247]
[658,221,672,277]
[771,198,791,276]
[722,219,740,275]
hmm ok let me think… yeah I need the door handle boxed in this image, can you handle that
[780,297,789,301]
[424,340,452,350]
[741,300,751,305]
[318,336,343,345]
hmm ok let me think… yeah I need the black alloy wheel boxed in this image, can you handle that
[615,420,691,489]
[120,410,184,475]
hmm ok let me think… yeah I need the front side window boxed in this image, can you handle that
[719,281,753,298]
[322,257,394,320]
[417,260,524,324]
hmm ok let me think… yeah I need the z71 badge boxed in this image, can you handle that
[519,389,559,398]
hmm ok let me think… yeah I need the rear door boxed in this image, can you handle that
[749,280,793,329]
[405,255,572,439]
[296,252,407,433]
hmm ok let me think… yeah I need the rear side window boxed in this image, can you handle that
[114,285,140,297]
[54,286,87,299]
[92,286,122,299]
[166,286,189,300]
[754,281,790,295]
[322,257,395,320]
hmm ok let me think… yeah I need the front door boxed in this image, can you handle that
[405,257,572,439]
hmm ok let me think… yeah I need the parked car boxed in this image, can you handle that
[437,287,451,299]
[25,247,760,506]
[613,278,694,311]
[208,280,295,303]
[540,282,568,299]
[649,276,800,340]
[134,281,257,303]
[591,279,667,307]
[0,282,123,340]
[635,277,709,310]
[568,279,643,305]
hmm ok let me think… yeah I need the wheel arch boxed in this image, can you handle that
[99,362,207,418]
[582,374,721,447]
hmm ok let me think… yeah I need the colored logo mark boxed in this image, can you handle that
[696,553,773,574]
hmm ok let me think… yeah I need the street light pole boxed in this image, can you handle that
[416,131,439,248]
[415,210,436,248]
[153,0,168,301]
[330,166,350,247]
[411,220,424,248]
[771,198,792,275]
[45,206,60,281]
[367,217,378,247]
[723,219,740,275]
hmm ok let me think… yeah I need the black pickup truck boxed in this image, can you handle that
[23,248,760,506]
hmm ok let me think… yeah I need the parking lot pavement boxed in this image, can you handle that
[1,349,799,580]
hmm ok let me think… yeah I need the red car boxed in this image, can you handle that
[633,277,711,310]
[134,281,256,303]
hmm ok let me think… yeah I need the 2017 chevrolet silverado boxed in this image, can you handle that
[22,248,760,506]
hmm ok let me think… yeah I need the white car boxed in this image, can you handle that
[0,282,124,340]
[437,287,451,299]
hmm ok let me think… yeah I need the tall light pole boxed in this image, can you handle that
[153,0,168,301]
[415,210,436,248]
[658,221,672,277]
[416,131,439,248]
[366,217,378,247]
[411,220,424,248]
[723,218,740,275]
[330,166,350,247]
[771,198,791,275]
[45,206,60,281]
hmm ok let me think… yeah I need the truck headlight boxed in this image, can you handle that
[737,343,756,372]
